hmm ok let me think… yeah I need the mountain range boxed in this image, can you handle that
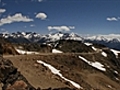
[1,32,120,90]
[1,32,120,50]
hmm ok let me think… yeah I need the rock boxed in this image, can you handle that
[6,80,27,90]
[0,56,36,90]
[0,43,3,55]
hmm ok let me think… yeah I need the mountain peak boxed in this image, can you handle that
[1,31,120,50]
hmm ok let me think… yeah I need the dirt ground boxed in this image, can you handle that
[3,54,70,89]
[3,54,120,90]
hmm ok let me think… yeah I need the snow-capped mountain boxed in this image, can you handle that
[44,32,83,42]
[1,32,43,43]
[0,32,83,43]
[1,32,120,50]
[62,32,83,41]
[84,34,120,50]
[84,34,120,42]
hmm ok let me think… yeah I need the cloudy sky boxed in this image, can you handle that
[0,0,120,34]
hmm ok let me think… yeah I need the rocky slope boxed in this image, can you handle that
[0,55,76,90]
[1,39,120,90]
[0,38,19,55]
[0,56,36,90]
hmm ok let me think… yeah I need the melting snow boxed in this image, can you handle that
[110,49,120,58]
[115,78,119,81]
[16,49,39,55]
[79,56,106,71]
[92,46,97,51]
[114,71,118,74]
[107,85,112,89]
[107,65,110,68]
[84,42,92,46]
[101,52,107,57]
[37,60,83,89]
[54,42,59,47]
[52,49,63,53]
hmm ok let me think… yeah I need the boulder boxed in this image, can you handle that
[0,56,36,90]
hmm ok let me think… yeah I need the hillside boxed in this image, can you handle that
[0,37,19,55]
[53,40,94,53]
[1,40,120,90]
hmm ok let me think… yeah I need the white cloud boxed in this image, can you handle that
[106,17,118,21]
[69,26,75,29]
[0,13,33,26]
[0,8,6,13]
[36,12,47,20]
[48,26,75,32]
[38,0,43,2]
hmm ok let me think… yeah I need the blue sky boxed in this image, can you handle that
[0,0,120,35]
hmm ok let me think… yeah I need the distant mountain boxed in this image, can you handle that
[84,34,120,50]
[1,32,42,43]
[84,34,120,42]
[1,32,120,50]
[0,32,83,43]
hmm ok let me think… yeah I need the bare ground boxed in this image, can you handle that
[3,54,120,90]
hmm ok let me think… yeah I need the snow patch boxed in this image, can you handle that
[107,65,110,68]
[37,60,83,89]
[52,49,63,53]
[107,85,112,89]
[101,52,107,57]
[91,46,97,51]
[114,71,118,74]
[47,44,52,46]
[16,48,39,55]
[79,56,106,71]
[110,49,120,57]
[54,42,59,48]
[21,32,26,36]
[84,42,92,46]
[115,78,119,81]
